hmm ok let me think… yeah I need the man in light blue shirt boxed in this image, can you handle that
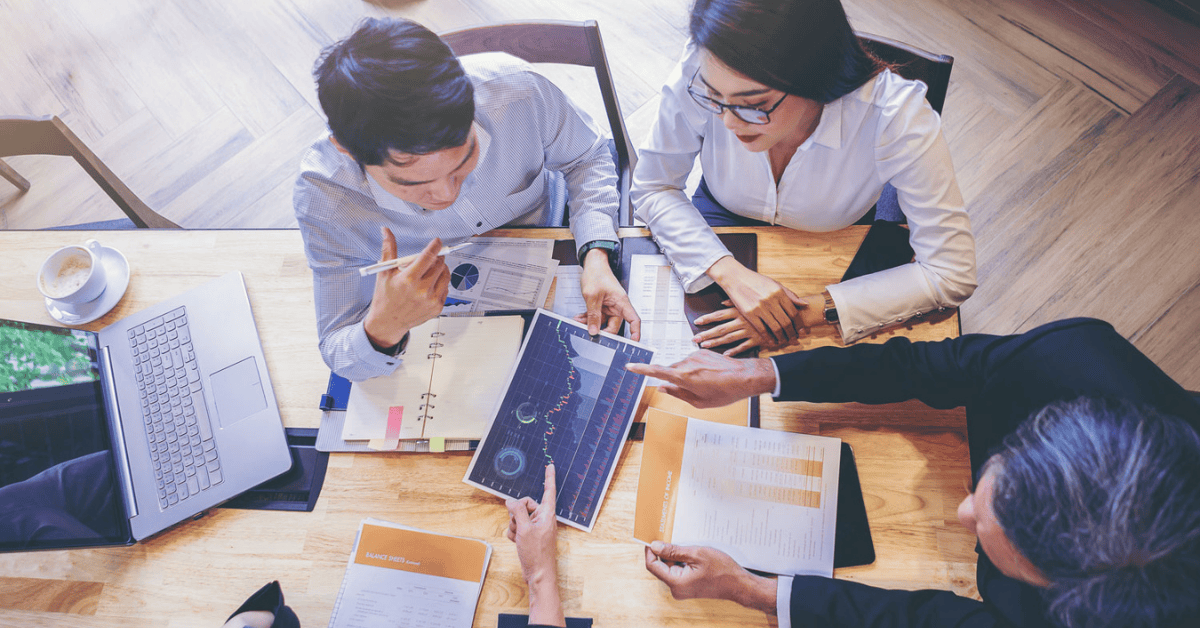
[294,18,639,381]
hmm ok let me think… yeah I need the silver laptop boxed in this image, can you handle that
[0,272,291,551]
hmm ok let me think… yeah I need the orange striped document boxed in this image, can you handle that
[328,519,492,628]
[634,409,841,576]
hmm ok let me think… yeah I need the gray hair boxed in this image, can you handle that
[989,397,1200,628]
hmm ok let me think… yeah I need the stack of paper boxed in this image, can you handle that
[634,409,841,576]
[443,238,558,313]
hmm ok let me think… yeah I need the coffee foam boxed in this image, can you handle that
[42,253,93,298]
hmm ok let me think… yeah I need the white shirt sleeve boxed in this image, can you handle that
[827,78,976,344]
[632,41,731,293]
[528,72,620,247]
[777,575,794,627]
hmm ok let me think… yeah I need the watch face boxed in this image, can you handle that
[824,307,839,324]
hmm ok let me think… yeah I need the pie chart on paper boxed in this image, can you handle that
[451,263,480,291]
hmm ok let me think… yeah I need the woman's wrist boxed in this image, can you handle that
[706,255,743,286]
[798,293,828,329]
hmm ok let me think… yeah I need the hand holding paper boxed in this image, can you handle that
[644,541,777,613]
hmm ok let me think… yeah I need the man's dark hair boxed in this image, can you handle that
[314,17,474,165]
[689,0,882,103]
[990,397,1200,628]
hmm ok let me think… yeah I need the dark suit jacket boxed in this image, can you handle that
[771,318,1200,628]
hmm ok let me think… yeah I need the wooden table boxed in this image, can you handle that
[0,227,973,628]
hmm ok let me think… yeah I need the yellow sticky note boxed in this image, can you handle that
[429,437,446,453]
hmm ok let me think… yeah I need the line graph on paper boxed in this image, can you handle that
[465,311,654,531]
[480,268,544,305]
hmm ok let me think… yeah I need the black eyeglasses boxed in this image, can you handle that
[686,68,788,125]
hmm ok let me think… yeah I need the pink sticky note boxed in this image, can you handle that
[385,406,403,440]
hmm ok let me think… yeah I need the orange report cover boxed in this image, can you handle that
[634,409,841,576]
[328,519,492,628]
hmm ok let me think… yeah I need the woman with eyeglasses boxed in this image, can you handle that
[632,0,976,353]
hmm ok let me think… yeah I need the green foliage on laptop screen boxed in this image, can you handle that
[0,322,99,394]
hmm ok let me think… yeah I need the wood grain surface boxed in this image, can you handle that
[0,227,966,627]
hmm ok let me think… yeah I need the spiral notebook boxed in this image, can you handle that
[339,315,524,449]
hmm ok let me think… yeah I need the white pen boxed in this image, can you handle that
[357,241,473,277]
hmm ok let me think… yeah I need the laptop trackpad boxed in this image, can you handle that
[210,357,268,428]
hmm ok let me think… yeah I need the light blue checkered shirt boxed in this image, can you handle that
[294,53,619,381]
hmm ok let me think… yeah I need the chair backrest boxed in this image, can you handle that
[858,33,953,115]
[0,115,180,228]
[441,20,636,226]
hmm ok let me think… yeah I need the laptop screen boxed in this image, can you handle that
[0,319,133,552]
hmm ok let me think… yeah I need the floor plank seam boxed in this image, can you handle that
[1129,277,1200,344]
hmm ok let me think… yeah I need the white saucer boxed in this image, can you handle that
[45,245,131,326]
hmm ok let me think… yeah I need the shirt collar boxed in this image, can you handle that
[365,121,491,214]
[799,96,843,151]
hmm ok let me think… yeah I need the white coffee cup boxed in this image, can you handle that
[37,239,108,304]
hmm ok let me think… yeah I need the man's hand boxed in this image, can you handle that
[362,230,450,349]
[578,247,641,340]
[707,258,806,345]
[644,542,777,614]
[506,463,565,627]
[626,350,776,408]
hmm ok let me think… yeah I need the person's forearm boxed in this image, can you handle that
[733,571,779,615]
[706,255,742,287]
[526,576,566,627]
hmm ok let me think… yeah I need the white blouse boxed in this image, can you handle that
[632,42,977,343]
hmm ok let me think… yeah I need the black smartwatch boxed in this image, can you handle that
[577,239,621,274]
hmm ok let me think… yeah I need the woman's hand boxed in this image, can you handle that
[707,258,808,345]
[693,301,787,356]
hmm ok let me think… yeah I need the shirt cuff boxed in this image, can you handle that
[351,324,406,369]
[769,357,783,398]
[776,576,793,628]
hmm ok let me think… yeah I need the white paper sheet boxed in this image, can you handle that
[443,238,557,312]
[551,264,587,319]
[626,254,699,384]
[328,519,491,628]
[671,419,841,576]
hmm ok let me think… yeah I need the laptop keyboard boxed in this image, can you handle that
[127,306,223,510]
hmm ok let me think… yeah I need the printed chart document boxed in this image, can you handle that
[443,238,558,313]
[550,264,586,319]
[464,310,655,532]
[635,409,841,576]
[626,254,699,386]
[341,315,524,451]
[328,518,491,628]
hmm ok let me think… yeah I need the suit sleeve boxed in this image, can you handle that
[770,331,1019,409]
[788,576,1009,628]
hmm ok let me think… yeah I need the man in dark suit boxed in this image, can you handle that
[627,318,1200,628]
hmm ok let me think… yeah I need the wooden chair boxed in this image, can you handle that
[0,115,181,229]
[440,20,637,226]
